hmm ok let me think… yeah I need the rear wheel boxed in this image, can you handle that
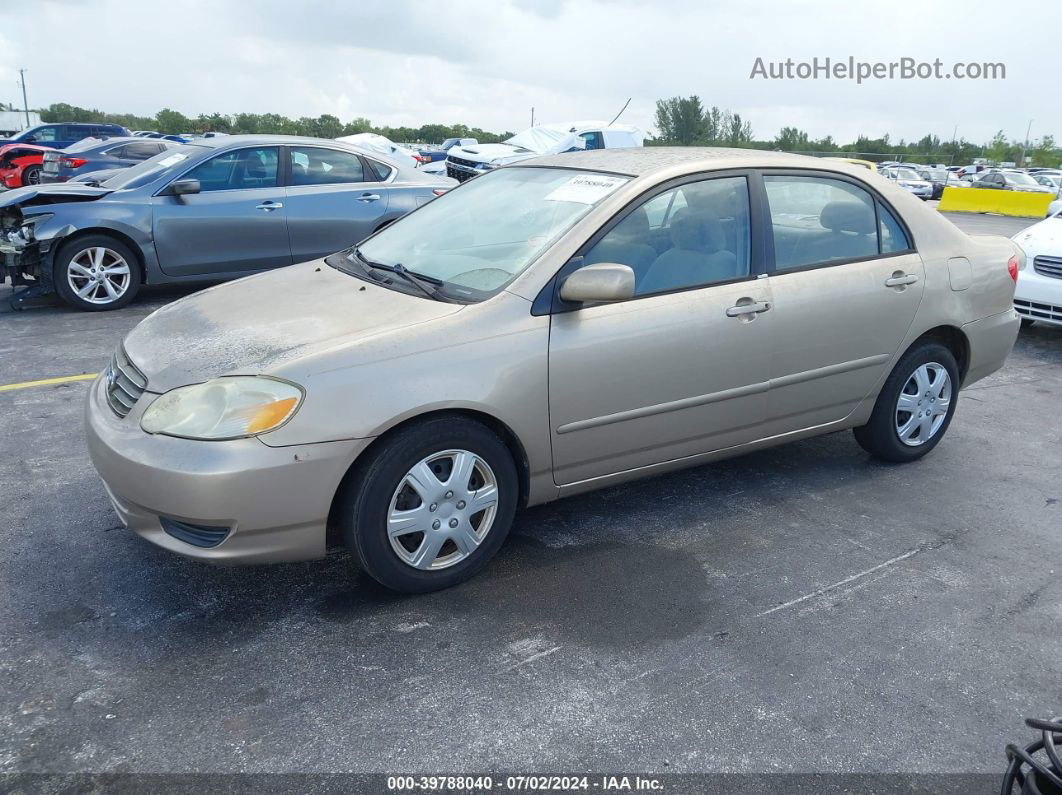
[853,341,959,463]
[53,235,141,311]
[338,416,519,593]
[21,165,41,186]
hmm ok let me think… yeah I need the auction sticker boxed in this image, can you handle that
[545,174,629,204]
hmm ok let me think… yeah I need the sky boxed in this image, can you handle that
[0,0,1058,147]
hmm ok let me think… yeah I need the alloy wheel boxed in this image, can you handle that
[67,247,132,305]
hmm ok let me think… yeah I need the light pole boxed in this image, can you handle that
[18,68,29,128]
[1020,119,1034,167]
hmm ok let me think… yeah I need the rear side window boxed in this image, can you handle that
[367,159,394,181]
[289,147,366,185]
[878,201,911,253]
[122,141,165,161]
[183,147,279,191]
[764,175,879,270]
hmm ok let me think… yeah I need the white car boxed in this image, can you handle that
[1012,214,1062,327]
[335,133,422,170]
[444,121,643,182]
[881,166,933,199]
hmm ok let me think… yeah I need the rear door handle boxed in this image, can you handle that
[359,193,381,202]
[885,274,919,287]
[726,301,771,317]
[256,201,283,211]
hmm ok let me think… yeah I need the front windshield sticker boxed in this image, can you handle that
[155,153,189,169]
[544,174,629,205]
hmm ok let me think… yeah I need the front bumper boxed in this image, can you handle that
[85,375,370,564]
[1014,266,1062,327]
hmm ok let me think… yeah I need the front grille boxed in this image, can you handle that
[105,346,148,418]
[1033,255,1062,280]
[1015,299,1062,324]
[160,517,230,549]
[447,155,478,169]
[447,165,475,182]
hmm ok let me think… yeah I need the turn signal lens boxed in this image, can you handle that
[1007,255,1019,282]
[247,397,298,433]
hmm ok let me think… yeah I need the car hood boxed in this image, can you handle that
[449,143,534,165]
[124,259,465,393]
[1014,218,1062,250]
[0,183,114,208]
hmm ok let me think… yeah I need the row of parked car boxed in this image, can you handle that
[0,118,645,311]
[875,160,1060,205]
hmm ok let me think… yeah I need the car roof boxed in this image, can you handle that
[193,134,384,150]
[524,146,854,177]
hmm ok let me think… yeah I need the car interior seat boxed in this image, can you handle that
[583,206,658,282]
[639,208,738,294]
[816,200,877,261]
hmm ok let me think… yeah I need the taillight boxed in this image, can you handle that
[1007,255,1019,283]
[60,157,87,169]
[431,188,449,197]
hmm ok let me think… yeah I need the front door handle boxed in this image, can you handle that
[885,273,919,287]
[726,300,771,317]
[359,193,381,202]
[256,201,283,211]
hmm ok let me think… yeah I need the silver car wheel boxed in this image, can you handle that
[67,247,131,305]
[24,167,41,185]
[387,449,499,571]
[895,362,952,447]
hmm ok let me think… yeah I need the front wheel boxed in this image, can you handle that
[53,235,142,311]
[853,341,960,463]
[338,416,519,593]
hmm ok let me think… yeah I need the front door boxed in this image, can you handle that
[153,146,291,276]
[548,174,774,486]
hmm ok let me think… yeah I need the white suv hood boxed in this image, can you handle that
[449,143,534,166]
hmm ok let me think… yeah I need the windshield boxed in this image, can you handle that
[101,144,207,189]
[348,167,630,300]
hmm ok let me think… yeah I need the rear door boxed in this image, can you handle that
[283,145,389,261]
[757,171,925,436]
[152,146,291,276]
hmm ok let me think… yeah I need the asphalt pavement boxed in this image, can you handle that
[0,211,1059,781]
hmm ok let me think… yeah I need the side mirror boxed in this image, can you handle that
[166,178,200,196]
[559,262,636,304]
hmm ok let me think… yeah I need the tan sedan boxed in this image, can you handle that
[86,148,1022,592]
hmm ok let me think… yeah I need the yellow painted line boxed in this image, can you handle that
[0,373,99,393]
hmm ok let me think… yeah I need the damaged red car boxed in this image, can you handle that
[0,143,50,189]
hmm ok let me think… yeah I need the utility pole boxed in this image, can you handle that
[530,107,535,128]
[18,68,29,128]
[1020,119,1034,167]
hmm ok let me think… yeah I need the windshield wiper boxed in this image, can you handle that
[351,247,450,302]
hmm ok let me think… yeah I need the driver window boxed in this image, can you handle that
[581,176,751,297]
[183,147,279,192]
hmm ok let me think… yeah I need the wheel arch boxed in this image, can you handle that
[910,324,970,384]
[325,407,532,548]
[53,227,147,283]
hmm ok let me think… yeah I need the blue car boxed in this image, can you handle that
[4,122,131,150]
[40,137,181,184]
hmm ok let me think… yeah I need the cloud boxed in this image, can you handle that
[0,0,1056,146]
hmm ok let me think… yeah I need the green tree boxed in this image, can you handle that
[654,96,707,145]
[155,108,192,134]
[775,126,809,151]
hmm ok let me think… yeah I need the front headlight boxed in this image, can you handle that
[141,376,303,440]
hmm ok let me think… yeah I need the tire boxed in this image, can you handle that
[1020,318,1035,329]
[53,234,141,311]
[21,165,41,186]
[338,416,519,593]
[853,341,960,463]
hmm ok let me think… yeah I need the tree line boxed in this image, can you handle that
[36,103,514,145]
[653,95,1060,167]
[33,98,1061,167]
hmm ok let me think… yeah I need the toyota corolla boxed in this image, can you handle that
[86,148,1022,592]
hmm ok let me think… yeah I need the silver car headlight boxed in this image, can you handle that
[141,376,303,440]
